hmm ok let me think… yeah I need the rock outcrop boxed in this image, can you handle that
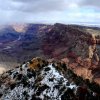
[29,57,48,70]
[42,23,100,85]
[0,57,100,100]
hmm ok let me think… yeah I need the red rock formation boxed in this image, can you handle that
[42,23,100,85]
[1,23,100,85]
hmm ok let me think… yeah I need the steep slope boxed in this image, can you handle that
[0,24,51,64]
[42,23,100,84]
[0,58,76,100]
[0,57,100,100]
[0,23,100,85]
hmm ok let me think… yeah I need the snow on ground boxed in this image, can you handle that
[40,64,77,99]
[0,63,77,100]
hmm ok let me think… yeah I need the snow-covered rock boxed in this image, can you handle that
[0,59,77,100]
[1,57,99,100]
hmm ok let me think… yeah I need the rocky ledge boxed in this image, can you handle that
[0,57,100,100]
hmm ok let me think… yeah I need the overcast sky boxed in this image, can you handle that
[0,0,100,25]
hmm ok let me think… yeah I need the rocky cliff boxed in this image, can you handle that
[0,23,100,85]
[0,57,100,100]
[42,23,100,85]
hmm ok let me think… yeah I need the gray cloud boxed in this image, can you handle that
[0,0,69,13]
[0,0,99,25]
[2,0,82,13]
[18,0,66,12]
[81,0,100,8]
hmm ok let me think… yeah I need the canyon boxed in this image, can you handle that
[0,23,100,85]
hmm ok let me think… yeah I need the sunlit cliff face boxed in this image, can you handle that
[12,24,28,33]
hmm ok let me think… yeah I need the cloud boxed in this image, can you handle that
[0,0,99,25]
[1,0,81,12]
[0,0,65,12]
[81,0,100,8]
